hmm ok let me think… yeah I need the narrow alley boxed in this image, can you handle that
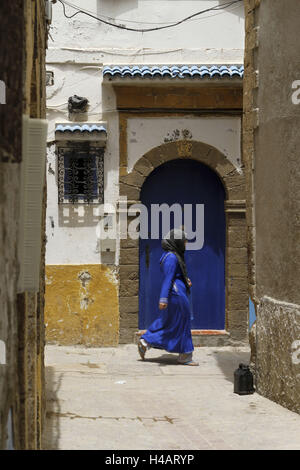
[1,0,300,451]
[43,344,300,450]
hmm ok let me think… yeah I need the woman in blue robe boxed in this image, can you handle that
[138,229,198,366]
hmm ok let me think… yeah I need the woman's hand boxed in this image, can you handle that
[188,278,192,287]
[159,302,168,310]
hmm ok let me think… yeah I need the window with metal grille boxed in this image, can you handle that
[58,145,104,204]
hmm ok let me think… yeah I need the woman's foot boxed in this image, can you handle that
[138,340,147,360]
[177,352,198,365]
[181,360,199,366]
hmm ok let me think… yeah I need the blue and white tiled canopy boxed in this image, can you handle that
[55,124,107,134]
[102,65,244,80]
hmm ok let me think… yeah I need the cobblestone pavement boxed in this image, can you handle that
[43,344,300,450]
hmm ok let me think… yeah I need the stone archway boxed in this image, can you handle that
[118,140,248,345]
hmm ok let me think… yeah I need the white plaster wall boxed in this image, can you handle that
[48,0,244,64]
[46,93,120,265]
[46,68,120,264]
[46,0,244,265]
[127,116,242,172]
[46,144,100,265]
[46,65,103,138]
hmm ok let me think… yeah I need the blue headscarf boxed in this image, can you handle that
[161,228,190,292]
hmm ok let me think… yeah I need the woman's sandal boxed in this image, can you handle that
[181,360,199,366]
[138,340,146,360]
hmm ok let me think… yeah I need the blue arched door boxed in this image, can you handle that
[139,158,226,330]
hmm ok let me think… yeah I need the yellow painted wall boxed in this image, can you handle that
[45,265,119,346]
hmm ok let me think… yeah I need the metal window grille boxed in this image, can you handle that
[58,146,104,204]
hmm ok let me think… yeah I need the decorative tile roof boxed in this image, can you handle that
[102,65,244,80]
[55,124,107,134]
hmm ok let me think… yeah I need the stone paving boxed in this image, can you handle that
[43,344,300,450]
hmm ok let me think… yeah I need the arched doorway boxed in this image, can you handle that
[139,158,226,330]
[118,140,248,345]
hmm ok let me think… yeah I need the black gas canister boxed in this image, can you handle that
[234,363,255,395]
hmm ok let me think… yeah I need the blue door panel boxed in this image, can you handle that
[139,158,226,330]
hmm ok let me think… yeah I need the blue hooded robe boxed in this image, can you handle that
[141,251,194,354]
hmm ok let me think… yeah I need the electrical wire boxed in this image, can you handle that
[59,0,242,31]
[60,0,242,26]
[59,46,184,56]
[57,0,243,33]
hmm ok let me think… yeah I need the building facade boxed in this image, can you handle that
[244,0,300,413]
[45,0,248,347]
[0,0,49,449]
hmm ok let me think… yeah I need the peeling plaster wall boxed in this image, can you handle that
[45,265,119,346]
[46,65,103,138]
[127,116,242,173]
[48,0,245,65]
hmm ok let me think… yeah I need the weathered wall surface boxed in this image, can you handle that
[254,0,300,304]
[0,0,48,449]
[21,0,48,449]
[256,297,300,413]
[0,0,23,449]
[47,0,245,65]
[244,0,300,414]
[126,116,242,172]
[243,0,259,305]
[45,265,119,346]
[0,164,21,449]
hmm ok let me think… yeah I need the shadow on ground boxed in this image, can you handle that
[213,349,251,384]
[138,348,252,380]
[141,353,179,366]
